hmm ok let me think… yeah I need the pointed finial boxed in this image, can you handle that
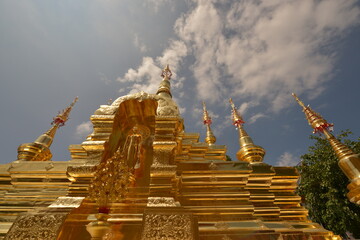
[202,101,212,125]
[202,101,216,145]
[229,98,245,128]
[51,97,78,127]
[229,99,265,164]
[292,93,333,134]
[157,65,173,97]
[161,64,172,80]
[291,93,306,109]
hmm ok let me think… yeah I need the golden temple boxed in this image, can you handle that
[0,66,352,239]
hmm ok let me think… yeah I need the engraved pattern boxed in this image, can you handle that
[210,175,218,182]
[147,197,178,207]
[49,197,85,208]
[209,161,218,170]
[215,221,230,230]
[142,214,193,240]
[45,162,54,171]
[150,163,177,175]
[222,235,232,240]
[67,165,97,177]
[5,213,67,240]
[156,97,180,116]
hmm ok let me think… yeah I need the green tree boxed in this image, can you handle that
[297,130,360,238]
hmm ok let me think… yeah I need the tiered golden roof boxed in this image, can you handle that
[0,69,341,239]
[293,93,360,204]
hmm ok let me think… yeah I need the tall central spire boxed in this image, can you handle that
[292,93,360,204]
[229,99,265,164]
[156,64,173,98]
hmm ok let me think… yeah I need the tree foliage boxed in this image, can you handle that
[297,130,360,238]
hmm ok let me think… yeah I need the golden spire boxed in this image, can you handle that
[292,93,360,204]
[229,98,265,164]
[292,93,333,134]
[202,101,216,145]
[17,97,78,161]
[156,64,173,98]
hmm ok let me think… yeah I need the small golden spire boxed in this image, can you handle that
[156,65,173,97]
[202,101,216,145]
[292,93,333,134]
[17,97,78,161]
[292,93,360,204]
[229,99,265,164]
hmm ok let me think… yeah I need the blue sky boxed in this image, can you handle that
[0,0,359,166]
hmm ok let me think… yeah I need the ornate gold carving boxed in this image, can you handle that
[67,165,97,178]
[150,163,177,176]
[49,197,85,208]
[222,235,232,240]
[214,221,230,230]
[88,125,146,205]
[210,175,218,182]
[156,97,180,116]
[45,162,54,171]
[5,213,67,240]
[147,197,179,207]
[142,213,194,240]
[209,161,218,170]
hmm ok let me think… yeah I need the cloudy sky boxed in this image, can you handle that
[0,0,359,166]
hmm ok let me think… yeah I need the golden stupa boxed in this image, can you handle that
[0,66,344,239]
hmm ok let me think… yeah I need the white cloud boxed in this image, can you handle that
[76,121,93,139]
[179,106,186,114]
[118,0,360,113]
[117,40,188,94]
[238,101,259,115]
[248,113,266,124]
[276,152,299,166]
[143,0,172,13]
[98,72,111,85]
[134,34,148,53]
[175,0,360,111]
